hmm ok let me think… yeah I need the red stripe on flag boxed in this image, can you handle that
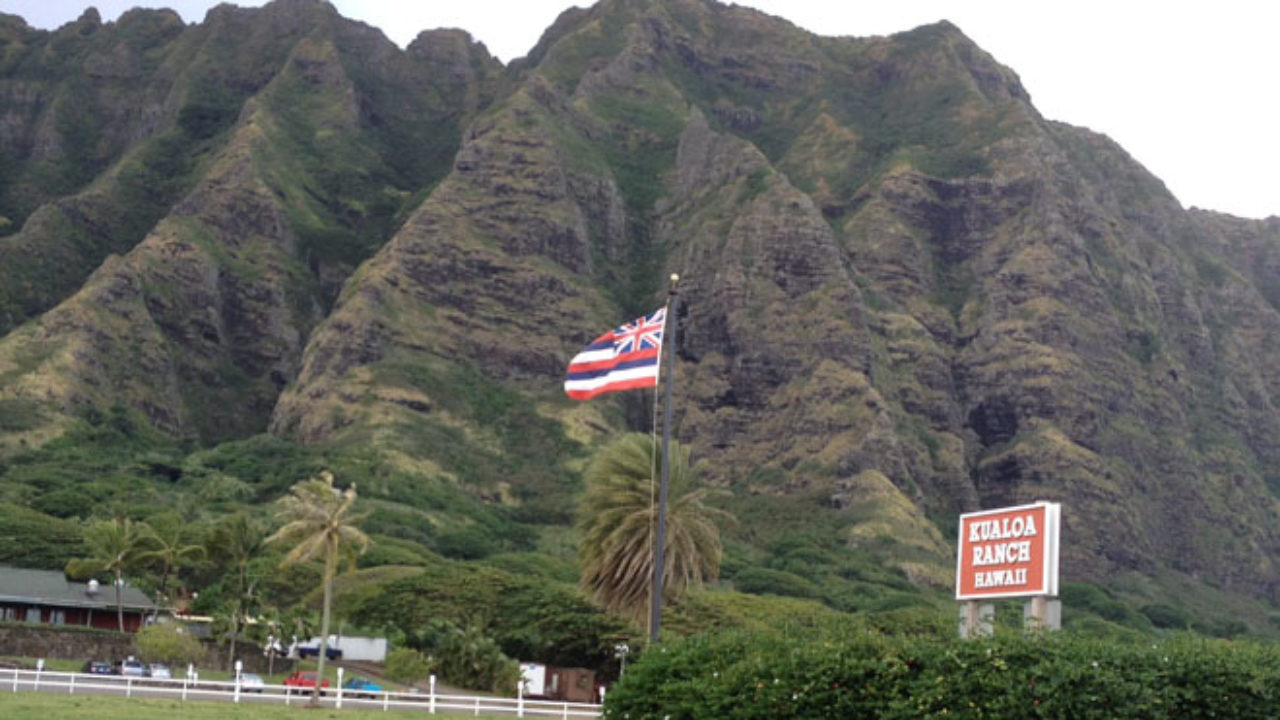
[566,347,660,374]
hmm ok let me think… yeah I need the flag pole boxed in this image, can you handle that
[649,273,679,645]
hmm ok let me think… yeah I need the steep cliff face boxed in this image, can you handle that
[2,0,1279,604]
[0,0,500,447]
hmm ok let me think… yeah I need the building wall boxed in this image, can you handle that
[0,603,144,632]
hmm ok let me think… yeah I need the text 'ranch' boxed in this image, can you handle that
[968,513,1038,588]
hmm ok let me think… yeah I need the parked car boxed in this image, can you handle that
[146,663,172,679]
[81,660,113,675]
[118,658,146,677]
[239,672,266,693]
[283,671,330,694]
[341,675,382,698]
[296,645,343,660]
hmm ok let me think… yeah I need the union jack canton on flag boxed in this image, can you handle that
[564,308,666,400]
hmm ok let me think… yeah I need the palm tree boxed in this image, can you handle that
[138,513,205,610]
[576,433,732,627]
[66,517,156,632]
[206,513,267,669]
[267,471,369,704]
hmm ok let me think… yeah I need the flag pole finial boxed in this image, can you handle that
[669,273,679,290]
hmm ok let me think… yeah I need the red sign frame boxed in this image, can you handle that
[955,502,1060,600]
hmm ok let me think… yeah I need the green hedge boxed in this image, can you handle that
[605,629,1280,719]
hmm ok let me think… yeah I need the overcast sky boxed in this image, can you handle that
[9,0,1278,220]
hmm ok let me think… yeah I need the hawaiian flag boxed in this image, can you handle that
[564,308,666,400]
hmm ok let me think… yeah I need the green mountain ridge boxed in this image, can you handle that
[2,0,1279,637]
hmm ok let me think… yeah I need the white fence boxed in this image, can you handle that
[5,668,602,718]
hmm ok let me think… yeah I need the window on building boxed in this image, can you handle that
[50,609,65,625]
[25,607,40,623]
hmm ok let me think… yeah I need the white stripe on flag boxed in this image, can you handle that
[568,346,617,365]
[563,365,659,393]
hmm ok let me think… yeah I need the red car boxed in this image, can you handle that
[283,671,330,694]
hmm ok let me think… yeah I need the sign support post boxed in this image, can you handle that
[959,600,994,639]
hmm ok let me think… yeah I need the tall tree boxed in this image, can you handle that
[267,471,369,704]
[577,433,732,626]
[66,517,155,632]
[207,513,267,669]
[138,512,205,610]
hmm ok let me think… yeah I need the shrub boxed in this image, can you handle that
[134,622,205,667]
[433,623,520,694]
[384,647,435,685]
[604,629,1280,720]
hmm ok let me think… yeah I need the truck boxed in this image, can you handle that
[296,645,343,660]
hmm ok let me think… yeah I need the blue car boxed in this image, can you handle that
[341,675,382,698]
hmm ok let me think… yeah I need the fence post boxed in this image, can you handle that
[182,676,188,702]
[127,676,133,698]
[429,674,436,715]
[69,673,75,694]
[336,667,344,709]
[383,689,389,712]
[34,659,42,691]
[285,686,291,705]
[474,696,480,716]
[517,679,525,718]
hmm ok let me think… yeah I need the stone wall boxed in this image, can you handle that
[0,622,294,674]
[0,622,134,662]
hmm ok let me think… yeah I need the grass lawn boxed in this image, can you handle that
[0,657,84,672]
[0,693,515,719]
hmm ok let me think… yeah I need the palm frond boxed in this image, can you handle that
[576,433,734,624]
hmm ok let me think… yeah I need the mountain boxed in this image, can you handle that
[2,0,1279,625]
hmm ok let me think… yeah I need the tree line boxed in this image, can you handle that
[53,433,732,699]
